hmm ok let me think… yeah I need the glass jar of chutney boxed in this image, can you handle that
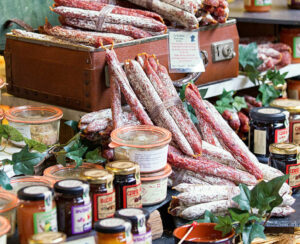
[17,186,57,244]
[249,107,289,164]
[82,169,115,225]
[54,179,92,236]
[269,143,299,194]
[115,208,152,244]
[28,232,67,244]
[95,217,133,244]
[106,161,142,210]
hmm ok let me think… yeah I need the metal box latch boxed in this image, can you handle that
[211,39,236,63]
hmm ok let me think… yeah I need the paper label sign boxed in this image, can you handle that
[168,31,205,73]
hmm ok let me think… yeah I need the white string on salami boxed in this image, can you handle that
[96,4,115,31]
[149,96,182,119]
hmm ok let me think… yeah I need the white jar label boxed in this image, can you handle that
[141,178,168,205]
[133,231,152,244]
[254,129,266,155]
[129,145,168,172]
[33,208,58,233]
[71,203,92,235]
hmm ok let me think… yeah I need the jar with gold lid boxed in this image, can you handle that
[82,169,115,225]
[106,161,142,210]
[28,232,66,244]
[269,143,299,194]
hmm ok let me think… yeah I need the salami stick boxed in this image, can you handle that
[168,146,257,185]
[127,0,199,29]
[54,0,164,23]
[185,84,263,180]
[110,72,123,129]
[85,118,111,133]
[63,17,152,39]
[43,22,112,47]
[137,54,202,156]
[160,0,200,13]
[170,169,211,186]
[80,109,112,124]
[105,49,153,125]
[124,59,194,156]
[54,6,167,33]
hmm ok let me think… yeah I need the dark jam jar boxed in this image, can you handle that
[249,107,289,164]
[269,143,299,194]
[54,179,92,236]
[106,161,142,210]
[82,169,115,225]
[115,208,152,244]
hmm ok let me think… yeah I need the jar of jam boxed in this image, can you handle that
[249,107,289,164]
[106,161,142,210]
[244,0,271,12]
[287,78,300,100]
[54,179,92,236]
[269,143,299,194]
[288,0,300,9]
[115,208,152,244]
[82,169,115,225]
[280,28,300,63]
[17,186,58,244]
[28,232,67,244]
[95,217,133,244]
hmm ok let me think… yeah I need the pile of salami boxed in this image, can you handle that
[78,48,294,219]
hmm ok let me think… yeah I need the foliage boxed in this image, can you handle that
[214,89,247,114]
[194,175,289,244]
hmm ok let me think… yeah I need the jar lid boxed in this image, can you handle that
[270,99,300,113]
[115,208,150,223]
[82,169,114,184]
[0,192,19,213]
[141,163,172,181]
[18,186,53,201]
[110,125,172,149]
[95,217,132,234]
[106,161,140,175]
[28,232,67,244]
[54,179,89,195]
[5,105,63,124]
[250,107,286,122]
[269,143,298,155]
[0,216,11,237]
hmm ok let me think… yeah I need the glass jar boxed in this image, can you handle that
[270,99,300,145]
[44,163,104,182]
[82,169,115,225]
[5,105,63,146]
[269,143,299,194]
[244,0,271,12]
[17,186,57,244]
[54,179,92,236]
[95,217,133,244]
[110,125,172,173]
[249,107,288,163]
[106,161,142,210]
[288,78,300,100]
[0,216,11,244]
[280,28,300,63]
[0,191,18,237]
[288,0,300,10]
[28,232,67,244]
[115,208,152,244]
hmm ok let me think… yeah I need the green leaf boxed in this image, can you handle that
[228,208,249,233]
[242,222,266,244]
[239,43,263,69]
[183,102,199,124]
[23,138,47,152]
[0,125,24,142]
[199,88,208,99]
[232,96,247,112]
[248,215,262,223]
[265,69,287,86]
[65,120,79,133]
[0,171,12,190]
[195,210,219,223]
[219,89,235,102]
[233,184,251,211]
[65,146,88,167]
[258,84,281,106]
[244,64,261,85]
[214,215,233,237]
[85,148,106,164]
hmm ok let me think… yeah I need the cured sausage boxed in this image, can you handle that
[110,71,123,129]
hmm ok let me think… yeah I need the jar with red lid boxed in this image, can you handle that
[280,28,300,63]
[17,185,58,244]
[244,0,271,12]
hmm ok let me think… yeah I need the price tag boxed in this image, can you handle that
[168,31,205,73]
[66,236,96,244]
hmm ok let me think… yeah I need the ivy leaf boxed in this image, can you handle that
[257,84,281,106]
[242,222,265,244]
[199,88,208,99]
[65,120,79,133]
[23,138,47,153]
[195,210,219,223]
[65,146,88,167]
[265,69,287,86]
[232,96,247,112]
[248,215,262,223]
[85,148,106,164]
[0,125,24,142]
[219,89,235,102]
[183,102,199,124]
[228,208,249,233]
[0,171,12,190]
[239,43,263,69]
[214,216,233,237]
[233,184,251,211]
[244,64,261,85]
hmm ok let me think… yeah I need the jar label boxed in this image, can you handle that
[33,207,58,234]
[123,183,142,208]
[254,0,271,5]
[294,37,300,59]
[141,177,168,205]
[93,191,115,221]
[275,128,289,143]
[291,121,300,144]
[254,129,266,155]
[133,231,152,244]
[71,203,92,235]
[286,163,300,188]
[128,145,168,172]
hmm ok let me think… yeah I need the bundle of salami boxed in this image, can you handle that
[78,48,294,219]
